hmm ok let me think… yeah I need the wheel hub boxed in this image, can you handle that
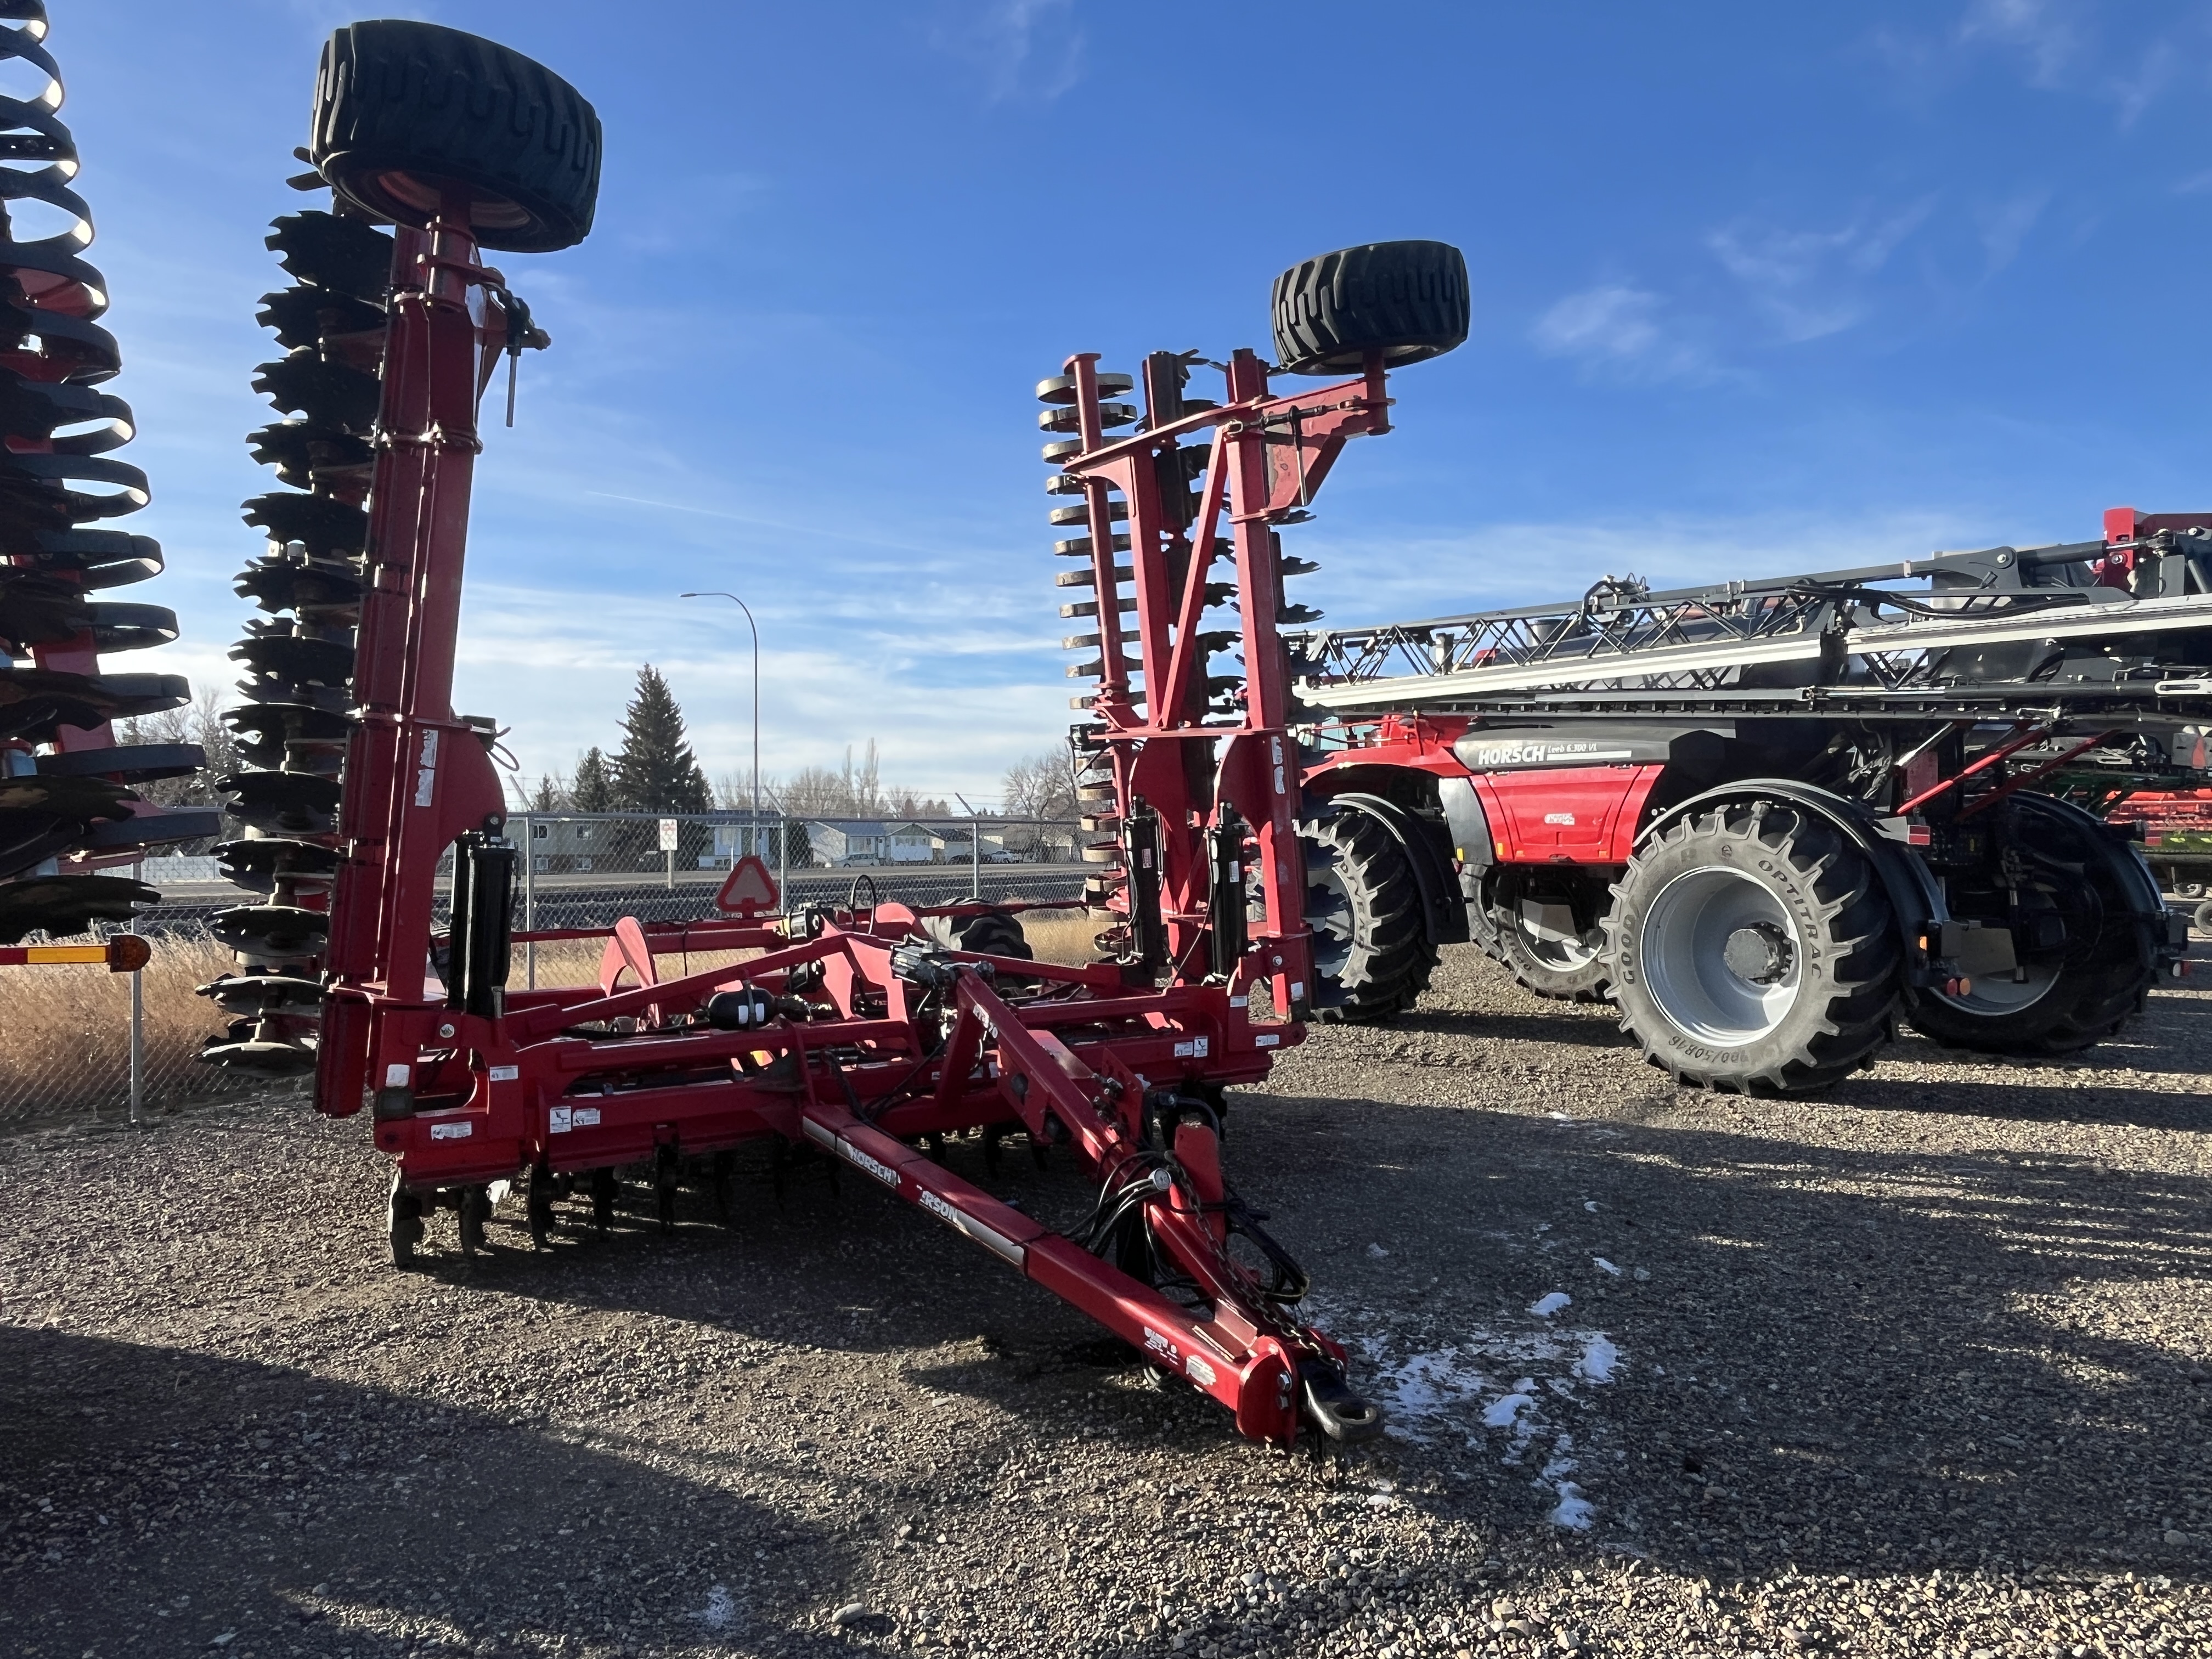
[1639,865,1805,1043]
[1722,922,1793,984]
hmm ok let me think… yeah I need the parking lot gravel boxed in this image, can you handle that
[2,944,2208,1657]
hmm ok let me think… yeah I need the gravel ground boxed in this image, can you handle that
[2,944,2208,1658]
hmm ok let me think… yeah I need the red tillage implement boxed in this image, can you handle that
[206,23,1470,1447]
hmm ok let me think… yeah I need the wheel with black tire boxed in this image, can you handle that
[311,21,601,253]
[1301,806,1437,1023]
[2196,898,2212,939]
[1906,794,2162,1058]
[1271,240,1470,376]
[1490,867,1613,1002]
[923,909,1034,963]
[1607,801,1902,1094]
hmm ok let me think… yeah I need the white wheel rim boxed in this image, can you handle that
[1641,865,1802,1043]
[1926,958,2058,1016]
[1305,849,1355,980]
[1514,896,1601,971]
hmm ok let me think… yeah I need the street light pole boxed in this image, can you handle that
[679,590,760,864]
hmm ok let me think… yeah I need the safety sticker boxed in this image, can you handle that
[1186,1354,1217,1387]
[549,1107,573,1134]
[429,1121,472,1141]
[572,1106,601,1128]
[488,1064,518,1082]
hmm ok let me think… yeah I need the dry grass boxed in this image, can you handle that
[0,906,1103,1124]
[0,933,246,1123]
[1013,906,1099,967]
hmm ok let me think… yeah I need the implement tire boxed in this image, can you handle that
[922,909,1032,963]
[1271,240,1470,376]
[1607,800,1901,1095]
[1906,794,2160,1058]
[312,21,601,253]
[1301,805,1437,1024]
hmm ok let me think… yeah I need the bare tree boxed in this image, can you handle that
[115,686,243,810]
[1002,746,1077,822]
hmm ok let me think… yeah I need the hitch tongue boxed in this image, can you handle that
[1300,1359,1385,1444]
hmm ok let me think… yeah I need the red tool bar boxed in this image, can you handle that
[1898,720,2045,816]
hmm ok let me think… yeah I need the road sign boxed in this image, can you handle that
[658,817,679,852]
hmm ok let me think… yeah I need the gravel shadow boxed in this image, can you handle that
[0,1324,858,1657]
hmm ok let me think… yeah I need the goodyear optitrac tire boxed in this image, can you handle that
[1607,802,1901,1095]
[1490,867,1612,1003]
[1906,794,2161,1058]
[1301,806,1437,1024]
[312,21,601,253]
[1271,240,1469,376]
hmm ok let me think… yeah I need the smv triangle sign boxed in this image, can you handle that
[715,855,780,917]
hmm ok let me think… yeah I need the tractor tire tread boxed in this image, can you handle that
[1607,803,1902,1096]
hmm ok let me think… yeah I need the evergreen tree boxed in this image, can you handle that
[610,664,712,812]
[572,746,614,812]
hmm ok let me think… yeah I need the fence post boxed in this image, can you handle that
[521,812,537,991]
[777,812,787,907]
[128,949,143,1127]
[971,810,982,900]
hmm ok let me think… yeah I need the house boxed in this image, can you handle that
[710,820,779,865]
[523,816,603,873]
[883,822,938,864]
[803,819,889,866]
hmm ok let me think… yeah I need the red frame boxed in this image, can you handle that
[306,205,1399,1447]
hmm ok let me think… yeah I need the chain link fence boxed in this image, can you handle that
[0,814,1088,1128]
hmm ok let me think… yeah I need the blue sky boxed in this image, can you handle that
[58,0,2212,802]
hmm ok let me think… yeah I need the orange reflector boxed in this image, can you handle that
[106,934,151,973]
[18,944,109,965]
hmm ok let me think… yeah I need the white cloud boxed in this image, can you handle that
[1975,189,2049,275]
[1707,199,1935,343]
[1959,0,2084,88]
[1288,508,2012,629]
[929,0,1085,104]
[1530,284,1718,385]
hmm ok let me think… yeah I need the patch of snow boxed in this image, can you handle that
[1583,1200,1600,1211]
[1548,1482,1596,1529]
[1529,1291,1572,1317]
[1482,1389,1535,1429]
[693,1585,738,1633]
[1593,1257,1622,1277]
[1576,1335,1621,1383]
[1542,1438,1596,1529]
[1366,1243,1390,1258]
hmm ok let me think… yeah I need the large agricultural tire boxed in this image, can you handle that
[1905,794,2161,1058]
[1271,240,1470,376]
[1301,806,1437,1024]
[311,21,601,253]
[922,908,1033,963]
[1490,867,1613,1003]
[1606,801,1902,1096]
